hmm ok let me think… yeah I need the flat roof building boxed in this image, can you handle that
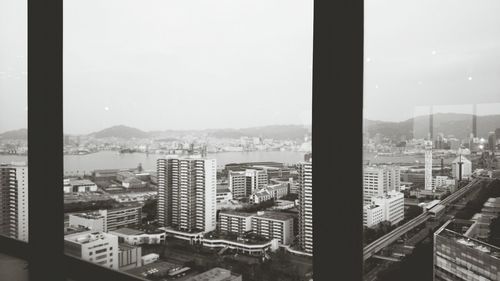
[219,211,253,235]
[64,231,119,270]
[434,219,500,281]
[118,243,142,271]
[371,190,404,226]
[251,211,294,245]
[363,204,384,228]
[109,227,165,246]
[364,165,401,205]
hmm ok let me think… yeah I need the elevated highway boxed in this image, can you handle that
[363,179,482,261]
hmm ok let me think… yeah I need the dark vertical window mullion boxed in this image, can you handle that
[28,0,64,280]
[313,1,364,280]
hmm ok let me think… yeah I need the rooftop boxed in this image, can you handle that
[110,227,144,236]
[254,211,294,221]
[64,231,114,244]
[186,267,240,281]
[437,220,500,259]
[70,212,105,220]
[126,261,181,278]
[220,211,254,217]
[68,179,96,186]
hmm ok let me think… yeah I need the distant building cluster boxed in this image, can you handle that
[0,152,312,279]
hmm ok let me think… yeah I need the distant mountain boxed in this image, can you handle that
[89,125,149,139]
[206,125,311,140]
[86,124,311,140]
[364,113,500,140]
[0,128,27,140]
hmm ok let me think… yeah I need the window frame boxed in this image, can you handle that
[0,0,364,280]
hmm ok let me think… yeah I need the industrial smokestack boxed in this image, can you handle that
[473,104,477,138]
[429,106,434,141]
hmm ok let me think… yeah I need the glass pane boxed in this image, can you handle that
[0,253,29,281]
[363,1,500,280]
[64,0,313,279]
[0,0,28,243]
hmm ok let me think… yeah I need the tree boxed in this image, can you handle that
[142,198,158,222]
[489,217,500,247]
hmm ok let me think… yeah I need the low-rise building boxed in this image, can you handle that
[69,212,106,232]
[63,178,98,193]
[64,231,119,269]
[109,227,166,246]
[434,219,500,281]
[249,183,288,204]
[217,187,232,204]
[68,204,142,232]
[363,204,384,228]
[118,243,142,271]
[219,211,253,234]
[251,211,294,245]
[370,190,404,226]
[105,204,142,231]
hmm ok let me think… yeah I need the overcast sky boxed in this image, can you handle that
[364,0,500,122]
[2,0,500,134]
[62,0,313,135]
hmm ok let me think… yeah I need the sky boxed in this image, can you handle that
[2,0,500,134]
[62,0,314,134]
[364,0,500,122]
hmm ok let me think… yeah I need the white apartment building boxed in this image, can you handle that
[363,165,401,205]
[64,231,119,269]
[219,211,253,234]
[229,169,268,199]
[251,211,294,245]
[157,156,217,233]
[371,190,404,226]
[0,163,28,242]
[363,204,384,228]
[298,161,313,254]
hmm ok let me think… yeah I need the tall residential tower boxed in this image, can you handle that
[157,156,216,233]
[298,160,313,254]
[0,163,28,242]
